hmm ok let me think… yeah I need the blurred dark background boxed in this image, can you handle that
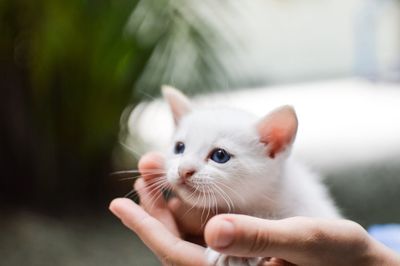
[1,0,147,212]
[1,0,400,265]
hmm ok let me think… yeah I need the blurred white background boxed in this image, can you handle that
[129,79,400,172]
[124,0,400,228]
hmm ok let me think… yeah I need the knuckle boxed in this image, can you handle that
[160,255,181,266]
[296,217,330,248]
[248,226,271,255]
[159,238,182,266]
[160,255,174,266]
[341,220,369,247]
[307,225,328,244]
[295,217,369,250]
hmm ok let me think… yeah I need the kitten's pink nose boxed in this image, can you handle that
[178,167,196,182]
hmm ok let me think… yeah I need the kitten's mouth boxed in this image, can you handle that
[177,182,212,195]
[177,182,196,193]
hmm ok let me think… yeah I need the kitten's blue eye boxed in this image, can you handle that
[210,148,231,163]
[174,142,185,154]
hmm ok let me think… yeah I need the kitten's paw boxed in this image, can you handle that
[205,248,222,265]
[205,247,262,266]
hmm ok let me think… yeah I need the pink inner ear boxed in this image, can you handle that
[257,106,298,158]
[162,86,191,125]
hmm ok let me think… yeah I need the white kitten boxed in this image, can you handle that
[162,86,340,266]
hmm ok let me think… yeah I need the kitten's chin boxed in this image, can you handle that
[175,183,196,193]
[174,183,202,200]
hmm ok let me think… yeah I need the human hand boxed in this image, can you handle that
[110,152,400,266]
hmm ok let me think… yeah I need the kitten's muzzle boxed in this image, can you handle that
[178,167,196,183]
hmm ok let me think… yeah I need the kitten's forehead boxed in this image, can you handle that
[174,107,257,148]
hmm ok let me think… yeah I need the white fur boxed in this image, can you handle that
[165,106,339,219]
[163,91,340,266]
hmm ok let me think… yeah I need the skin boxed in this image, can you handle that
[109,152,400,266]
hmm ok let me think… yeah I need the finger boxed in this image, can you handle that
[137,152,167,212]
[135,177,167,211]
[109,198,207,266]
[137,153,180,236]
[204,215,340,264]
[135,178,180,236]
[138,152,165,182]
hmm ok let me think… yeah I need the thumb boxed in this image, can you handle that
[204,214,325,263]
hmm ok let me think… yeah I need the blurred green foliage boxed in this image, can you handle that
[0,0,154,210]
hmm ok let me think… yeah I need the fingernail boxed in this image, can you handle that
[213,220,235,248]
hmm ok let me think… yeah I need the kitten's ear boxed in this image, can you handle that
[162,85,192,125]
[256,105,298,159]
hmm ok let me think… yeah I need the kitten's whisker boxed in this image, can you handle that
[201,186,212,228]
[210,183,228,212]
[193,180,234,210]
[210,186,217,215]
[201,188,208,228]
[211,186,218,216]
[207,187,212,219]
[145,176,167,186]
[124,189,138,199]
[118,141,143,160]
[135,179,166,194]
[111,169,166,175]
[145,180,170,196]
[118,175,142,181]
[132,177,169,201]
[214,186,231,213]
[183,189,196,203]
[212,182,234,213]
[148,187,167,212]
[191,175,241,208]
[184,185,199,202]
[200,184,208,226]
[117,172,166,181]
[212,179,245,204]
[143,180,171,211]
[182,187,202,219]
